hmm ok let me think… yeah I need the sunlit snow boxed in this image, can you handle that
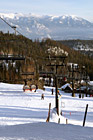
[0,82,93,139]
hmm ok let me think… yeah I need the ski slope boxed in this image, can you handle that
[0,82,93,140]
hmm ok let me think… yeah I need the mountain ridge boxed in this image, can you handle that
[0,13,93,40]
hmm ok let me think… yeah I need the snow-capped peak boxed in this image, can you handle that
[0,13,26,20]
[0,13,43,19]
[0,13,89,24]
[60,15,82,21]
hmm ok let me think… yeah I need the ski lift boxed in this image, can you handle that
[23,84,36,93]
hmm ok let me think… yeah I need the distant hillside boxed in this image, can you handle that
[58,40,93,57]
[0,32,93,83]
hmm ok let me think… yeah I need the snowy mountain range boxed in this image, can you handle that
[0,13,93,40]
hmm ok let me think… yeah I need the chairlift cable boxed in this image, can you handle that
[0,16,23,36]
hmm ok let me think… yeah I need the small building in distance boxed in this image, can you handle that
[60,83,72,93]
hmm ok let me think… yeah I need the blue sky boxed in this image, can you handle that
[0,0,93,21]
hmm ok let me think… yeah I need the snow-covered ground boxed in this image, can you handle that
[0,82,93,140]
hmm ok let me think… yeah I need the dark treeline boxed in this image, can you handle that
[0,32,93,84]
[58,40,93,49]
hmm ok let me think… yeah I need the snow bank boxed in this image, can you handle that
[0,122,93,140]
